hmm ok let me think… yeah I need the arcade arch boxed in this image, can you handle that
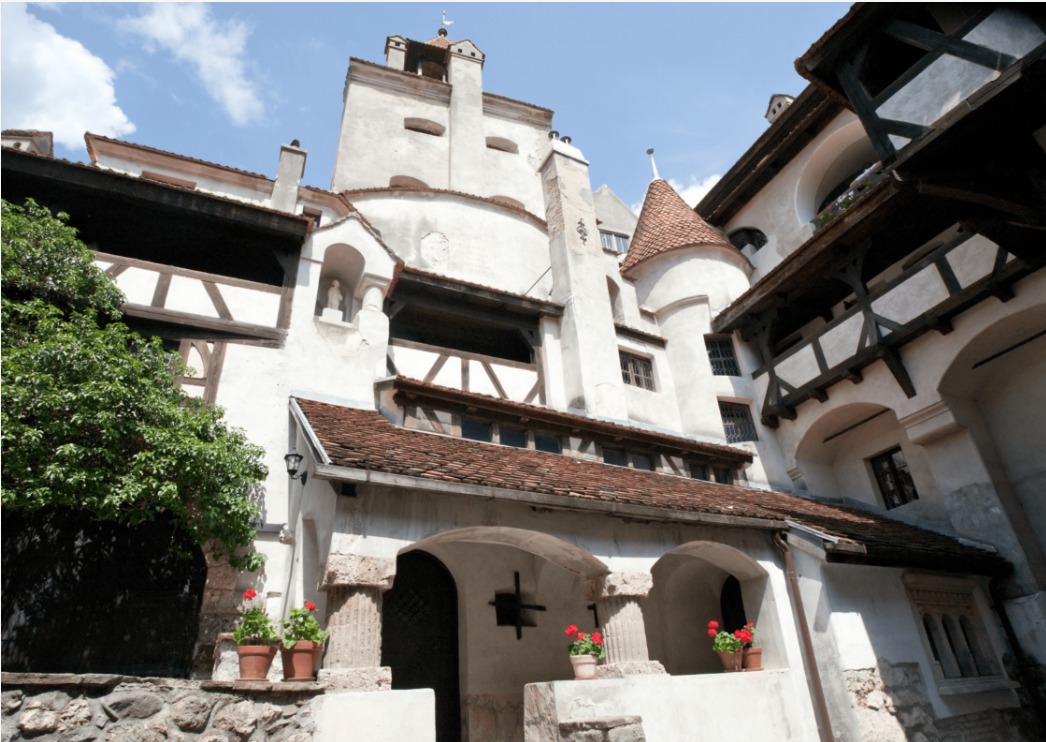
[645,541,773,675]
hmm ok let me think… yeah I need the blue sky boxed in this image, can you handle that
[2,2,849,209]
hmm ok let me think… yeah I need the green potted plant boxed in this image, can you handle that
[565,623,606,680]
[739,622,761,670]
[233,589,278,681]
[280,601,329,680]
[707,620,745,672]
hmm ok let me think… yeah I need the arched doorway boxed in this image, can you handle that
[1,507,206,676]
[382,549,461,742]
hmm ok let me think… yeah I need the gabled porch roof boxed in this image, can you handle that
[291,396,1010,576]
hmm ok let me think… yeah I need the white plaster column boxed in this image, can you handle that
[540,140,627,419]
[318,554,396,691]
[582,572,665,677]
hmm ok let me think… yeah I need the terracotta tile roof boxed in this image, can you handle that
[84,133,271,182]
[395,267,561,314]
[342,185,547,230]
[621,179,732,278]
[294,397,1009,575]
[426,33,451,49]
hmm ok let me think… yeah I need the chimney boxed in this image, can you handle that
[765,94,795,124]
[271,140,307,213]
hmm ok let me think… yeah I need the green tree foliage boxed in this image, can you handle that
[2,199,267,570]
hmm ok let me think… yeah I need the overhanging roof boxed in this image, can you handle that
[293,396,1010,576]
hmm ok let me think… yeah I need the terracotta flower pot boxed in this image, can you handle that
[718,649,742,672]
[743,647,763,671]
[236,645,276,681]
[569,654,598,680]
[281,640,322,681]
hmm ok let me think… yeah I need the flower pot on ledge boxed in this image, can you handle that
[717,649,742,673]
[743,647,763,671]
[236,645,277,681]
[570,654,598,680]
[281,640,322,681]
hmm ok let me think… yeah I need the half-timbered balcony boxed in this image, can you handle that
[742,227,1029,427]
[388,338,544,405]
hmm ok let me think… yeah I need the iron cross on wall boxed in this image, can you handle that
[489,571,546,639]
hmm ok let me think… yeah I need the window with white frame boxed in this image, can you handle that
[719,401,757,443]
[705,335,741,376]
[903,573,1009,694]
[620,352,654,391]
[600,230,630,254]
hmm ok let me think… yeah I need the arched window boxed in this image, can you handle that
[719,575,748,632]
[728,227,767,252]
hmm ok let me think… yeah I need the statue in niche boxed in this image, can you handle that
[327,280,344,310]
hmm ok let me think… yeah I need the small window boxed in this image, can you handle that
[461,418,492,442]
[600,230,630,254]
[712,466,733,485]
[389,175,429,189]
[728,228,767,252]
[620,352,654,391]
[689,461,710,481]
[719,402,757,443]
[870,447,919,509]
[534,433,562,454]
[485,137,518,154]
[403,118,446,137]
[632,453,654,471]
[603,448,628,467]
[705,335,741,376]
[500,427,527,448]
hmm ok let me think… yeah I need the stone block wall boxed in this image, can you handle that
[844,661,1029,742]
[462,693,523,742]
[557,717,645,742]
[1,674,322,742]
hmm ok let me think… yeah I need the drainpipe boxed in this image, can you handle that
[774,531,834,742]
[989,576,1046,729]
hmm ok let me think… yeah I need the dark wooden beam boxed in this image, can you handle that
[883,19,1017,71]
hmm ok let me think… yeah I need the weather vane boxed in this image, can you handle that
[441,10,454,29]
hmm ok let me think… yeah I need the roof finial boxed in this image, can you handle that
[646,148,660,181]
[440,10,454,34]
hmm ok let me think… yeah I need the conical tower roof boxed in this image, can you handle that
[620,179,730,278]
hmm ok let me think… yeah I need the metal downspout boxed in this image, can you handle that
[774,531,834,742]
[989,576,1046,729]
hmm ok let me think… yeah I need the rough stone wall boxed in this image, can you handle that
[1,675,321,742]
[462,693,523,742]
[844,661,1028,742]
[557,717,645,742]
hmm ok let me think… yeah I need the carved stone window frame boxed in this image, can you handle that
[902,573,1016,695]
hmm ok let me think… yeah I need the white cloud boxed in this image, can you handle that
[0,3,135,150]
[122,3,263,125]
[668,174,722,208]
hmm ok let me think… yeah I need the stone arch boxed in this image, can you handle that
[393,527,608,741]
[316,243,365,322]
[795,118,877,224]
[644,541,771,676]
[408,525,608,578]
[793,401,930,510]
[938,302,1046,559]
